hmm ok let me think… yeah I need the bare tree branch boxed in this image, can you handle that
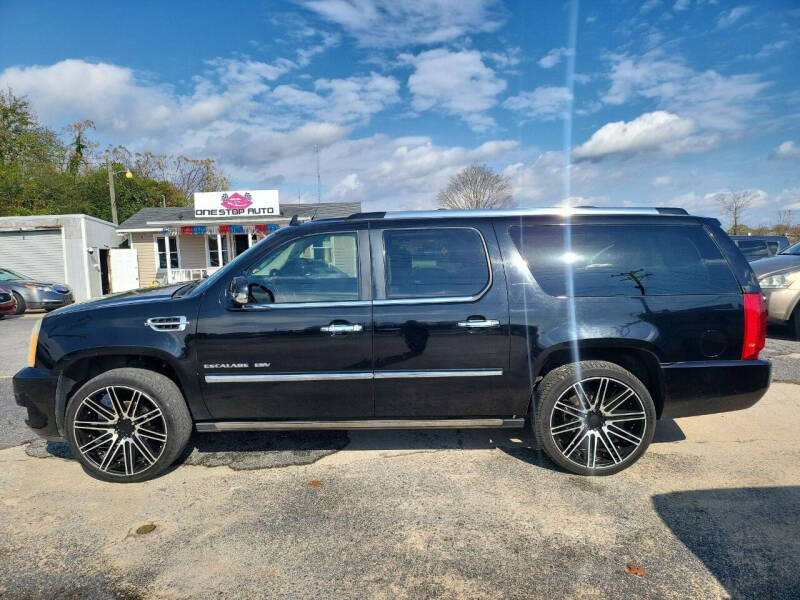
[437,165,515,210]
[711,189,759,235]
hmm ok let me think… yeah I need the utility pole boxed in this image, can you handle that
[315,144,321,205]
[106,157,119,225]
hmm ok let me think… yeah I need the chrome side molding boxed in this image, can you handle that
[204,369,503,383]
[196,418,525,432]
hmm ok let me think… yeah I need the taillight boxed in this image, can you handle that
[742,292,766,360]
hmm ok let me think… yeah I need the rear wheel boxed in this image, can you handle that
[12,292,25,315]
[533,361,656,476]
[65,368,192,483]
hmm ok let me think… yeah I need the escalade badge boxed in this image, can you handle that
[203,363,249,369]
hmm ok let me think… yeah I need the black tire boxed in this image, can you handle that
[791,307,800,341]
[12,292,25,315]
[533,360,656,476]
[65,368,192,483]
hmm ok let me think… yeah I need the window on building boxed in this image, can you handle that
[383,228,490,299]
[208,235,230,267]
[510,224,740,297]
[248,232,359,303]
[156,236,179,269]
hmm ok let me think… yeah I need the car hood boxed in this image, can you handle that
[751,255,800,278]
[46,285,185,316]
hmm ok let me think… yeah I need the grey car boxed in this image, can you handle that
[752,241,800,339]
[0,267,74,315]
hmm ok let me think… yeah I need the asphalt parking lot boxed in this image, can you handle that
[1,314,799,599]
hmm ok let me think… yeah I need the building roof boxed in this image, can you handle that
[117,202,362,231]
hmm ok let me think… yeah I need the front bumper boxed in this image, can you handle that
[761,287,800,323]
[13,367,61,440]
[660,359,771,419]
[25,289,74,310]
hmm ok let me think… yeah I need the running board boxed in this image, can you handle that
[195,418,525,432]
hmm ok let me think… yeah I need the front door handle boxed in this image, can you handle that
[457,319,500,329]
[321,323,364,335]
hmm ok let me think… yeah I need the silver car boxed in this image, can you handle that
[0,267,74,315]
[751,241,800,339]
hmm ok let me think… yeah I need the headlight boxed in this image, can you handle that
[24,283,53,291]
[759,271,800,289]
[27,319,42,367]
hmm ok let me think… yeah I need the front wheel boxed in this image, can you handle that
[65,368,192,483]
[12,292,25,315]
[533,361,656,476]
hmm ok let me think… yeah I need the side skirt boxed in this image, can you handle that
[196,418,526,432]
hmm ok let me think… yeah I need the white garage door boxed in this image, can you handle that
[0,229,66,283]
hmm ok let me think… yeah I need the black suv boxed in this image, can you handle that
[14,208,770,482]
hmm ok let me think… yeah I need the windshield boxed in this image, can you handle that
[779,241,800,256]
[187,228,293,297]
[0,268,27,281]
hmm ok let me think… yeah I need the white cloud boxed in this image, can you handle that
[717,5,752,29]
[673,0,690,11]
[403,49,506,131]
[754,40,789,59]
[502,86,572,121]
[653,175,672,186]
[776,188,800,211]
[640,0,661,14]
[573,111,702,160]
[297,0,505,47]
[502,152,611,205]
[771,141,800,161]
[537,47,575,69]
[271,72,400,126]
[602,50,769,130]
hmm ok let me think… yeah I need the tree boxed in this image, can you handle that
[437,165,514,210]
[712,190,759,235]
[108,146,228,204]
[775,209,793,236]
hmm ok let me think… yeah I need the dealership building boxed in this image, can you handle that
[116,191,360,288]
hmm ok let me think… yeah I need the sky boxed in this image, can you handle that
[1,0,799,224]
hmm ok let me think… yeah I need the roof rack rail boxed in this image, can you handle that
[345,207,690,220]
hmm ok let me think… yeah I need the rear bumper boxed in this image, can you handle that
[661,359,771,419]
[13,367,61,440]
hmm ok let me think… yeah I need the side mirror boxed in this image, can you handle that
[231,276,249,305]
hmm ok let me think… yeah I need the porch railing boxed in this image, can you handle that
[166,268,209,284]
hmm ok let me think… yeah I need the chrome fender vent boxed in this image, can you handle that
[145,316,188,332]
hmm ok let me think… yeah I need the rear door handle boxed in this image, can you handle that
[457,319,500,329]
[321,323,364,334]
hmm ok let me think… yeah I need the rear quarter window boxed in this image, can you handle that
[510,224,740,297]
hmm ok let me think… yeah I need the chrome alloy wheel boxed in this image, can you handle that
[72,386,167,477]
[549,377,647,470]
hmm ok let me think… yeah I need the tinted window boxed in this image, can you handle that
[248,232,358,303]
[383,228,489,299]
[767,241,779,255]
[735,240,769,260]
[510,225,740,297]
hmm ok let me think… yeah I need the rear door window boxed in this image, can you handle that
[510,224,740,297]
[383,228,490,299]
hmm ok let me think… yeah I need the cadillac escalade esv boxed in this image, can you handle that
[14,207,771,482]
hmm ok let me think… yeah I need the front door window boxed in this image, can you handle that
[247,232,359,304]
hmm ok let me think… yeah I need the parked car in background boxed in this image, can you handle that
[730,235,790,262]
[0,286,17,318]
[752,240,800,339]
[14,207,770,483]
[0,267,74,314]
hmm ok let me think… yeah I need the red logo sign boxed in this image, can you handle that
[220,192,252,210]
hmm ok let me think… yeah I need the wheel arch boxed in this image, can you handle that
[533,341,665,418]
[54,348,203,437]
